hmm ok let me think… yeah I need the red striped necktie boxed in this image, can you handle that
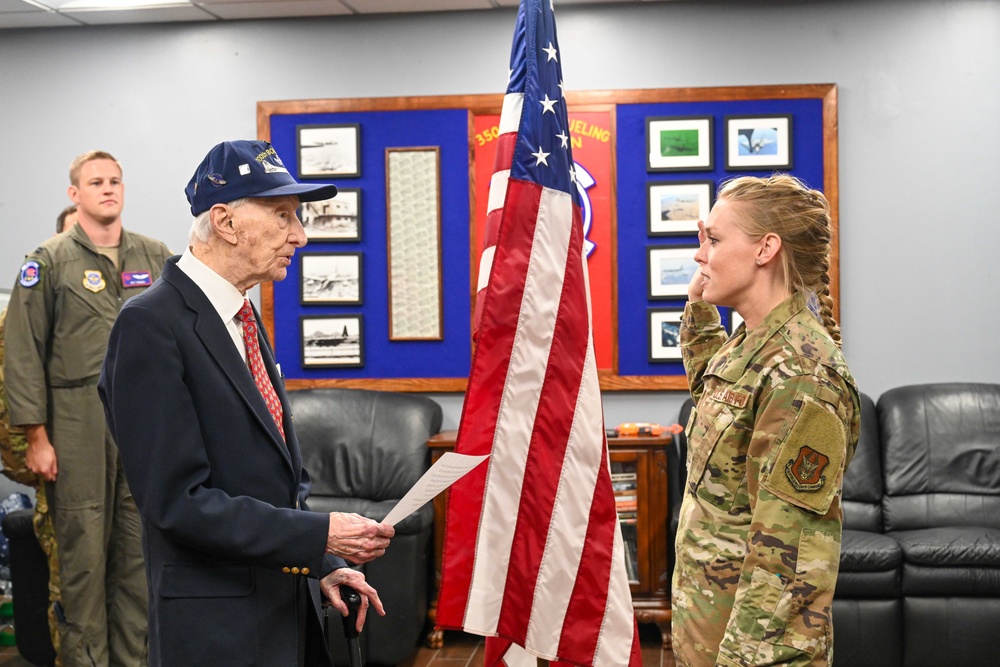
[235,299,285,440]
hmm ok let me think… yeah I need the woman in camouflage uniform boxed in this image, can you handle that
[672,174,861,667]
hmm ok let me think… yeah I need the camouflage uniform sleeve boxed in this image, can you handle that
[4,249,56,426]
[680,300,728,403]
[716,374,856,667]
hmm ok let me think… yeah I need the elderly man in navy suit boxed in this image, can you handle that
[99,140,394,667]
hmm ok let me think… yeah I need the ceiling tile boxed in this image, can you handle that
[0,11,80,27]
[199,0,352,20]
[63,4,215,24]
[345,0,493,14]
[0,0,42,10]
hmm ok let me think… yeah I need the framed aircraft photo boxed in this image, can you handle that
[725,114,793,170]
[301,315,364,368]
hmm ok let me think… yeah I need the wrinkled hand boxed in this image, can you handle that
[321,568,385,633]
[326,513,394,563]
[24,425,58,482]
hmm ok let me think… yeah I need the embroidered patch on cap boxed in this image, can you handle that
[83,270,106,293]
[19,260,41,288]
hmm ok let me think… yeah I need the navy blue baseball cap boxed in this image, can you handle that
[186,140,338,216]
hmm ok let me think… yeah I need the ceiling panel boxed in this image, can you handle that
[0,0,670,29]
[0,11,80,28]
[200,0,353,20]
[63,4,216,25]
[0,0,41,10]
[345,0,493,13]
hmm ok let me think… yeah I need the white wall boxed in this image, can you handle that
[1,0,998,431]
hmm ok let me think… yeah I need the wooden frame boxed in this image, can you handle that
[258,83,839,392]
[385,147,444,341]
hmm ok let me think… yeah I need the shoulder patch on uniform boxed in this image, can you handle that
[764,393,847,515]
[711,387,749,409]
[18,260,41,288]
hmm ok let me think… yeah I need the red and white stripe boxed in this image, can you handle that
[439,89,640,666]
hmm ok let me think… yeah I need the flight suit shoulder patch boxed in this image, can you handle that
[764,393,846,515]
[18,260,43,288]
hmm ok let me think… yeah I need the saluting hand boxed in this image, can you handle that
[326,512,394,563]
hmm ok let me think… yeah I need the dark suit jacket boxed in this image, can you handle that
[99,257,342,666]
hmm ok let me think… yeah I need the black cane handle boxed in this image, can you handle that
[340,585,362,640]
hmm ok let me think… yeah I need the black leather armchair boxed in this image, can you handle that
[1,508,55,667]
[287,387,443,666]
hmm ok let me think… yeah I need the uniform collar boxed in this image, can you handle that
[708,291,809,383]
[67,221,133,253]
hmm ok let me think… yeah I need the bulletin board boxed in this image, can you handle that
[257,84,839,392]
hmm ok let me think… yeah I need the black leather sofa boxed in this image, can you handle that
[837,383,1000,667]
[287,387,443,666]
[672,382,1000,667]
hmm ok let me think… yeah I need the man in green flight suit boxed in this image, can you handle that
[4,150,172,667]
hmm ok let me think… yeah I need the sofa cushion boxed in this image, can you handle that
[840,529,903,572]
[891,526,1000,596]
[837,529,901,597]
[879,383,1000,531]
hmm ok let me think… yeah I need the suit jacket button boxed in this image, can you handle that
[282,567,291,574]
[301,567,310,576]
[291,567,300,574]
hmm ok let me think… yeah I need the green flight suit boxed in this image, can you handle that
[672,293,860,667]
[4,224,171,667]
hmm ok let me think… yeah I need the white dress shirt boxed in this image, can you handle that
[176,248,248,364]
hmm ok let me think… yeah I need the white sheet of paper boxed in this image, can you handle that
[382,452,489,526]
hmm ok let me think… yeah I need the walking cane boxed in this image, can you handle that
[338,585,363,667]
[323,585,363,667]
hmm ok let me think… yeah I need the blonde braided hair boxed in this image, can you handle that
[717,174,842,348]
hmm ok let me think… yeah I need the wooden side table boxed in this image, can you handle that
[425,430,672,650]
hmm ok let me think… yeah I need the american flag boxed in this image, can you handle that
[436,0,641,664]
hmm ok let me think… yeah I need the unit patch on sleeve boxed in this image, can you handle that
[18,260,41,288]
[785,445,830,491]
[763,393,847,515]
